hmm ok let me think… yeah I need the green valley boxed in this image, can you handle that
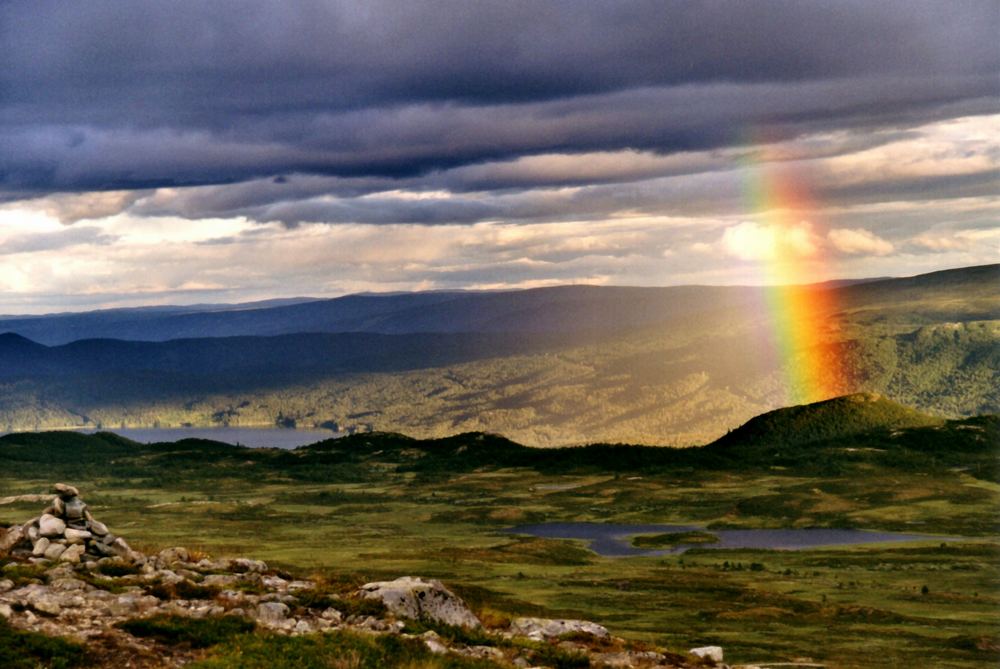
[2,395,997,667]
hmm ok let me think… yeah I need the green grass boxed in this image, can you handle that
[117,614,256,649]
[1,408,998,668]
[0,617,89,669]
[190,629,503,668]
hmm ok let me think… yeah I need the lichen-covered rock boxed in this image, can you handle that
[38,514,66,538]
[59,544,86,564]
[256,601,290,625]
[359,576,481,628]
[43,542,67,561]
[156,547,191,566]
[53,483,80,498]
[689,646,724,663]
[63,528,92,545]
[0,525,25,555]
[32,537,50,557]
[233,558,268,573]
[509,617,610,640]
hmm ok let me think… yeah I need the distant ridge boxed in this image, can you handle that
[707,393,944,450]
[0,264,994,346]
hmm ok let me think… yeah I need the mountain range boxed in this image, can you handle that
[0,264,996,445]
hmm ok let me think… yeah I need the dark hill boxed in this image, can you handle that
[707,393,944,450]
[0,330,582,394]
[1,396,995,482]
[2,264,994,345]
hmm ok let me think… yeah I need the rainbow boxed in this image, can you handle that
[741,152,847,406]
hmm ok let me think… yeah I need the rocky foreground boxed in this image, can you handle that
[0,485,744,668]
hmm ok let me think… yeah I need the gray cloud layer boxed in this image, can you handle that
[1,1,996,199]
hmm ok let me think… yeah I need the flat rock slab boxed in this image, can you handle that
[360,576,481,629]
[690,646,724,663]
[509,616,610,640]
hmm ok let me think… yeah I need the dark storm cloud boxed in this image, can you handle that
[1,0,996,199]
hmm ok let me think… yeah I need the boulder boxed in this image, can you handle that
[53,483,80,497]
[43,542,67,561]
[110,537,142,563]
[59,544,86,564]
[38,514,66,538]
[689,646,724,663]
[89,520,109,537]
[156,547,190,566]
[509,617,610,641]
[232,558,268,573]
[359,576,481,628]
[63,528,92,545]
[28,591,62,616]
[25,523,40,543]
[0,525,25,555]
[321,607,343,623]
[202,574,240,588]
[257,601,290,625]
[32,537,50,557]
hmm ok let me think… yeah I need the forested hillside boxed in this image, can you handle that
[1,265,997,445]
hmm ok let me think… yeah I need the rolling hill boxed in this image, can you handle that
[1,264,996,346]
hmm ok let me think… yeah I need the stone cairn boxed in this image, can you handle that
[0,487,717,667]
[4,483,139,565]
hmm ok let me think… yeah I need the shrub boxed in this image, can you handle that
[117,614,255,649]
[0,616,89,668]
[190,629,501,668]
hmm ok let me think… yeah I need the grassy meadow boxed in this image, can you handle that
[1,408,997,668]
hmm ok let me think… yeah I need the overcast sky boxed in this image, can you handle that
[0,1,997,313]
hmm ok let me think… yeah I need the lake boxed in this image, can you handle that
[2,427,340,450]
[506,522,952,556]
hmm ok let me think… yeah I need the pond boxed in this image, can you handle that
[505,522,954,557]
[3,427,340,450]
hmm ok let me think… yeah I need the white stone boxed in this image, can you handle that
[1,525,25,555]
[233,558,268,573]
[359,576,481,629]
[262,575,288,590]
[424,636,449,654]
[38,514,66,538]
[43,542,67,561]
[202,574,239,588]
[63,528,92,545]
[257,601,290,624]
[321,607,343,623]
[156,547,190,565]
[32,537,51,556]
[59,544,86,564]
[0,579,13,593]
[53,483,80,497]
[29,593,62,616]
[689,646,724,663]
[509,617,610,640]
